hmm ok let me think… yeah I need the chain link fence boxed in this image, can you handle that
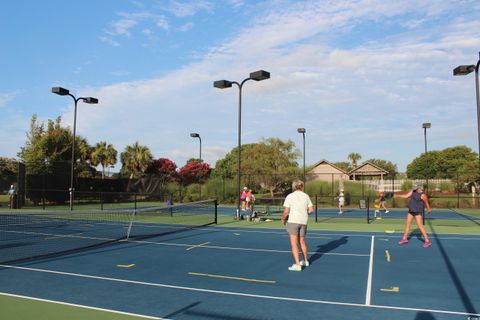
[1,161,479,210]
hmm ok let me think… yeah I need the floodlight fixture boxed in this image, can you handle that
[52,87,70,96]
[453,65,475,76]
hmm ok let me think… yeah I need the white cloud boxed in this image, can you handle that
[0,90,21,108]
[59,0,480,170]
[157,0,214,17]
[178,22,193,32]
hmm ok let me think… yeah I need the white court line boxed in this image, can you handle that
[185,241,210,251]
[202,226,480,240]
[133,239,369,257]
[365,235,374,306]
[2,229,368,257]
[0,264,478,318]
[0,292,165,320]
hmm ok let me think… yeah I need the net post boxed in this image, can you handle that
[134,193,137,210]
[126,209,136,241]
[315,195,318,223]
[100,192,103,211]
[214,199,218,224]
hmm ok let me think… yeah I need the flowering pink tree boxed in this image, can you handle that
[177,161,211,186]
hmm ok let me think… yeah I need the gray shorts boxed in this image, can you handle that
[286,223,307,237]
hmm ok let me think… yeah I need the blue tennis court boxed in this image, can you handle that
[1,222,479,320]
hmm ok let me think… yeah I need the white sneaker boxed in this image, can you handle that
[338,211,343,214]
[288,264,302,272]
[300,260,309,267]
[385,210,390,213]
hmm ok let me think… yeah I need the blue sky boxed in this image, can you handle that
[1,0,480,172]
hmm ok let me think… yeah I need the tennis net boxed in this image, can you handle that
[0,199,217,264]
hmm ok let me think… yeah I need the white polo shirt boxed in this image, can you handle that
[283,190,313,225]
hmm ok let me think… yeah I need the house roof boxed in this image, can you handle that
[348,161,389,175]
[310,159,349,174]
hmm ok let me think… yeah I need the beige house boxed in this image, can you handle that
[349,161,389,181]
[309,160,349,182]
[309,160,389,182]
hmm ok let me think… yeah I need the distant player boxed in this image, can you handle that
[375,191,390,217]
[336,189,345,214]
[394,183,432,248]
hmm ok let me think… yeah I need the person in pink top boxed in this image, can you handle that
[240,187,248,210]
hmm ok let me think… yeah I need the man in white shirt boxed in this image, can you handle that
[282,180,314,271]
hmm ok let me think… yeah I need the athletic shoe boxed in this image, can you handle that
[398,239,409,245]
[385,210,390,213]
[423,241,431,248]
[300,260,309,267]
[288,264,302,272]
[338,211,343,214]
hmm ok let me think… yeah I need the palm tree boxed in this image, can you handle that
[91,141,118,179]
[120,142,153,179]
[348,152,362,181]
[348,152,362,169]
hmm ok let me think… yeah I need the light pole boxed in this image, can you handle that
[422,122,431,194]
[190,133,202,161]
[190,132,202,200]
[214,70,270,219]
[297,128,306,185]
[52,87,98,210]
[453,52,480,166]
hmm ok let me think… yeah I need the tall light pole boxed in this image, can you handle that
[453,52,480,167]
[422,122,431,194]
[214,70,270,219]
[297,128,306,185]
[52,87,98,210]
[190,133,202,161]
[190,132,202,200]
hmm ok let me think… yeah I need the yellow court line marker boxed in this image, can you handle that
[385,250,391,262]
[380,286,399,292]
[186,242,211,251]
[117,264,135,268]
[385,230,395,234]
[188,272,276,284]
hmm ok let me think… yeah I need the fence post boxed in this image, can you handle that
[457,172,460,208]
[366,196,370,224]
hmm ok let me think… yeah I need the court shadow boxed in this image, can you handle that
[309,236,349,265]
[414,311,436,319]
[184,309,262,320]
[163,302,201,318]
[427,220,477,314]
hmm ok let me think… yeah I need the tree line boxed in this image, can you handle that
[1,114,478,196]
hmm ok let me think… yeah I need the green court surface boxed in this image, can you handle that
[0,293,154,320]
